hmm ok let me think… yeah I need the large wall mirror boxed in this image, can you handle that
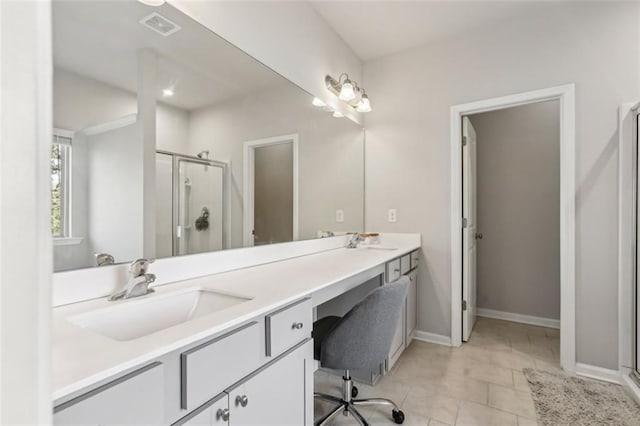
[52,1,364,272]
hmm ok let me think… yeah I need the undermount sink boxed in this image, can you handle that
[68,288,252,341]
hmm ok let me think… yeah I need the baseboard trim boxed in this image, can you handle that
[575,362,620,384]
[477,308,560,329]
[621,370,640,405]
[413,330,452,346]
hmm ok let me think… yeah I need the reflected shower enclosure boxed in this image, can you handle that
[156,151,228,257]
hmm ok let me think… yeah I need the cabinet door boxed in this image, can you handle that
[387,302,406,370]
[406,270,418,343]
[54,363,164,426]
[175,394,229,426]
[227,341,311,426]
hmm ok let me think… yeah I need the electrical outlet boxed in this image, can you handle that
[388,209,397,223]
[336,209,344,223]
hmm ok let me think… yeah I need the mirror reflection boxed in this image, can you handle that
[52,0,364,272]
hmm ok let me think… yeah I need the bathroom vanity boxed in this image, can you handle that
[52,234,420,425]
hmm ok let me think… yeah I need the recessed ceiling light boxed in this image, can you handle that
[162,88,174,97]
[138,0,166,6]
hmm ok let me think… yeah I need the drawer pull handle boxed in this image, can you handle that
[217,408,230,421]
[292,322,304,330]
[394,268,400,272]
[236,394,249,407]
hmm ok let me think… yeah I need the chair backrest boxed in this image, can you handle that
[320,276,410,370]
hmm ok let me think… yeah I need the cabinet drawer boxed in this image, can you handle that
[265,298,312,357]
[385,258,401,283]
[54,362,164,425]
[181,322,262,412]
[400,254,411,275]
[411,250,420,270]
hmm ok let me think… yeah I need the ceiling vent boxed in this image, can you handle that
[139,12,181,37]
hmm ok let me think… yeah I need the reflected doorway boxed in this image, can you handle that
[243,134,299,247]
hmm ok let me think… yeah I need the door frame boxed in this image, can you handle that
[243,134,299,247]
[449,84,576,373]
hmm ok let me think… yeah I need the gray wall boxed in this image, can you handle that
[254,143,294,244]
[363,2,640,369]
[470,101,560,320]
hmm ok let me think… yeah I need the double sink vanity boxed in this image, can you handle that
[52,234,421,425]
[49,2,420,424]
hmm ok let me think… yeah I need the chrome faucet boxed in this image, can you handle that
[108,258,156,301]
[345,233,363,249]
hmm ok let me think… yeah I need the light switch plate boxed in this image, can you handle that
[336,209,344,223]
[388,209,397,223]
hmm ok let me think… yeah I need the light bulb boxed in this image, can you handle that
[138,0,166,6]
[312,97,326,107]
[333,111,344,118]
[162,88,174,97]
[356,95,372,113]
[339,81,356,101]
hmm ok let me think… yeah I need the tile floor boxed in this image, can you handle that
[314,317,560,425]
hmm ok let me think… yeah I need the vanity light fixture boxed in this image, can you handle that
[325,73,372,113]
[312,97,326,107]
[138,0,166,6]
[356,91,372,113]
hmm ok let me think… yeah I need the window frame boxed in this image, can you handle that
[52,128,74,240]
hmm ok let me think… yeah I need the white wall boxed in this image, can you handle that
[167,0,363,124]
[363,2,640,369]
[87,123,143,264]
[1,0,52,423]
[53,68,190,269]
[470,101,560,320]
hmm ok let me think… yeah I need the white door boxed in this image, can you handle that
[462,116,478,342]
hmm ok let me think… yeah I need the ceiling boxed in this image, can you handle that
[309,1,551,61]
[53,0,289,111]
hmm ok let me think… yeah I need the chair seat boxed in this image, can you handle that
[312,316,341,361]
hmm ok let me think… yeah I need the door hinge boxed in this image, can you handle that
[462,218,468,228]
[462,136,467,147]
[462,300,467,311]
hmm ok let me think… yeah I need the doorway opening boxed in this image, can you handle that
[450,85,576,372]
[243,134,299,247]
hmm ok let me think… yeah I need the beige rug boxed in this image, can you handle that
[523,368,640,426]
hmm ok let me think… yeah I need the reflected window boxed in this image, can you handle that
[51,131,72,237]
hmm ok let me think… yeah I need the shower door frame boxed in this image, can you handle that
[158,150,230,256]
[632,106,640,386]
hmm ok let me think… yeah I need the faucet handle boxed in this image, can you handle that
[129,258,155,276]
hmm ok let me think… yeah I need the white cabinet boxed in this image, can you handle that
[406,269,417,343]
[54,362,164,426]
[387,302,406,370]
[265,298,312,357]
[386,251,419,371]
[175,393,229,426]
[181,321,262,411]
[385,258,401,283]
[226,340,312,426]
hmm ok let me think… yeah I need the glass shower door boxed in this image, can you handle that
[175,157,226,256]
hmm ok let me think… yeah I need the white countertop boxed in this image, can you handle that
[52,236,420,402]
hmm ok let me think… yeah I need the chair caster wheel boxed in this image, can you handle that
[392,409,405,424]
[351,385,359,398]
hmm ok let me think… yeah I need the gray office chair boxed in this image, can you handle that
[313,276,409,425]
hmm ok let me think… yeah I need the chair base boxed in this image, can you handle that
[314,372,405,426]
